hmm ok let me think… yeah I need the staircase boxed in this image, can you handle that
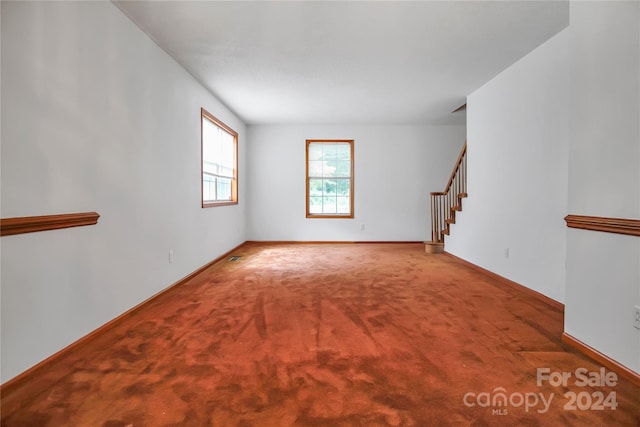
[425,141,467,254]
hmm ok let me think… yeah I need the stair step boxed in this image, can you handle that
[458,192,468,198]
[452,205,462,211]
[442,228,450,236]
[446,218,455,225]
[424,241,444,254]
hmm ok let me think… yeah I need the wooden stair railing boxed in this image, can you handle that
[426,142,467,253]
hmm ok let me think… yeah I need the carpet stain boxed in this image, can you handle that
[1,243,638,426]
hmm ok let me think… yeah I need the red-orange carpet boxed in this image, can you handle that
[1,242,639,426]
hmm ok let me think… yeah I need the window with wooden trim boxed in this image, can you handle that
[306,140,354,218]
[201,108,238,207]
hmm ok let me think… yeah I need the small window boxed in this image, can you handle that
[306,139,354,218]
[201,108,238,207]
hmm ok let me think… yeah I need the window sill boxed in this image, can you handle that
[306,214,354,219]
[202,201,238,208]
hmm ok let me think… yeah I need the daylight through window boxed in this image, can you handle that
[201,109,238,207]
[306,140,354,218]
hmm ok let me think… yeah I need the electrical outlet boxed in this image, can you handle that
[634,305,640,330]
[169,249,174,264]
[360,224,365,231]
[504,248,510,259]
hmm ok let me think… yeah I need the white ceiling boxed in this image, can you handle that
[114,1,569,125]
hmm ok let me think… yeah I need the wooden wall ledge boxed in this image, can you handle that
[564,215,640,237]
[0,212,100,237]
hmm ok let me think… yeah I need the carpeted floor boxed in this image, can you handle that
[1,242,639,426]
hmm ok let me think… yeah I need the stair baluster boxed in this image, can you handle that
[426,142,467,253]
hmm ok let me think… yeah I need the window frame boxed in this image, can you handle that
[201,108,238,208]
[305,139,355,219]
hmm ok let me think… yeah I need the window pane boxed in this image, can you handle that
[322,196,337,214]
[324,179,337,195]
[308,144,323,161]
[220,132,235,170]
[203,175,216,201]
[219,166,234,179]
[336,179,350,196]
[322,143,337,158]
[336,160,350,177]
[308,161,323,177]
[202,120,218,174]
[309,196,323,214]
[336,143,350,160]
[217,177,232,201]
[337,197,350,214]
[309,179,323,196]
[323,159,337,177]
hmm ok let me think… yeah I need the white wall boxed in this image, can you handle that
[1,1,246,382]
[445,30,570,304]
[565,1,640,374]
[247,125,465,241]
